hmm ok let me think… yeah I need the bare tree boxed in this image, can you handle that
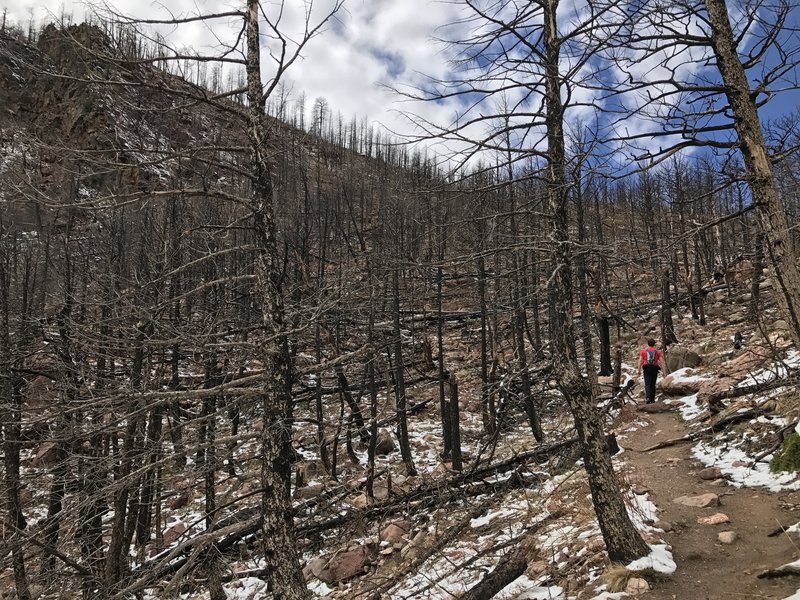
[601,0,800,347]
[398,0,649,563]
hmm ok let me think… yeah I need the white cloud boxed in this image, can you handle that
[6,0,469,157]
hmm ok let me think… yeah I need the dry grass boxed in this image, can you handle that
[600,564,633,593]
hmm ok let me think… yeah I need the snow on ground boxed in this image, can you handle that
[626,488,660,532]
[391,490,551,599]
[626,544,676,574]
[692,440,800,492]
[494,575,564,600]
[738,349,800,387]
[667,368,713,386]
[673,393,704,420]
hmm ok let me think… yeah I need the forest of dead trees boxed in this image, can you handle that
[2,1,800,598]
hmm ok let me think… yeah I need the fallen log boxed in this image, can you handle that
[461,552,528,600]
[638,407,770,452]
[757,559,800,579]
[124,438,578,593]
[705,373,799,404]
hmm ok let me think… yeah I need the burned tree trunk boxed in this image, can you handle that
[245,1,307,596]
[705,0,800,350]
[542,0,649,563]
[660,268,677,347]
[392,268,416,475]
[0,235,31,600]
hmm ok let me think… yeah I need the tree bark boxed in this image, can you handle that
[542,0,649,563]
[705,0,800,349]
[392,268,417,475]
[660,268,677,347]
[449,373,462,472]
[245,1,307,597]
[0,238,31,600]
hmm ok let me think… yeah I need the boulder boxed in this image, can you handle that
[375,429,396,455]
[658,372,704,396]
[349,493,371,508]
[315,546,372,584]
[665,347,702,372]
[698,512,730,525]
[714,346,773,380]
[31,442,60,467]
[380,521,411,544]
[303,556,327,581]
[294,484,325,500]
[655,520,673,532]
[163,522,188,546]
[673,493,719,508]
[698,467,723,481]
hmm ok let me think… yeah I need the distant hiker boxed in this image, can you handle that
[638,338,666,404]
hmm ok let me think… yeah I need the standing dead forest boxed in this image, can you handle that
[4,1,800,599]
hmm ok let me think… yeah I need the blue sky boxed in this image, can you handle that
[5,0,800,171]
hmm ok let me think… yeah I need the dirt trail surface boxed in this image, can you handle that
[622,406,800,599]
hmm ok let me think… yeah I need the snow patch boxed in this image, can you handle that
[675,393,703,420]
[626,544,676,574]
[494,575,564,599]
[692,441,800,492]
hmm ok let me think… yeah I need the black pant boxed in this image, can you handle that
[643,366,660,404]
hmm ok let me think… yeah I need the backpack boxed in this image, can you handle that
[645,348,657,366]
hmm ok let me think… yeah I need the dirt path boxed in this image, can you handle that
[622,405,800,599]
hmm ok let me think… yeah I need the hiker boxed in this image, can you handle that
[637,338,666,404]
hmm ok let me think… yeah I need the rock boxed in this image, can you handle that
[673,493,719,508]
[655,520,673,532]
[546,500,565,518]
[773,319,790,333]
[431,462,451,477]
[294,483,325,500]
[698,513,730,525]
[380,521,411,544]
[718,531,737,544]
[528,560,549,576]
[698,467,723,480]
[349,493,371,508]
[732,460,749,467]
[631,484,650,495]
[375,428,396,455]
[316,546,371,584]
[31,442,60,467]
[303,556,327,580]
[166,491,190,509]
[625,577,650,595]
[585,537,605,552]
[666,347,702,371]
[401,531,429,561]
[163,522,188,546]
[658,373,704,396]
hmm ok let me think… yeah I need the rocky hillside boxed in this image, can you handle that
[1,21,800,600]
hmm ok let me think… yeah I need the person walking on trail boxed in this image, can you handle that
[638,338,667,404]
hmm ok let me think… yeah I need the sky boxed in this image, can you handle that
[5,0,800,174]
[4,0,469,155]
